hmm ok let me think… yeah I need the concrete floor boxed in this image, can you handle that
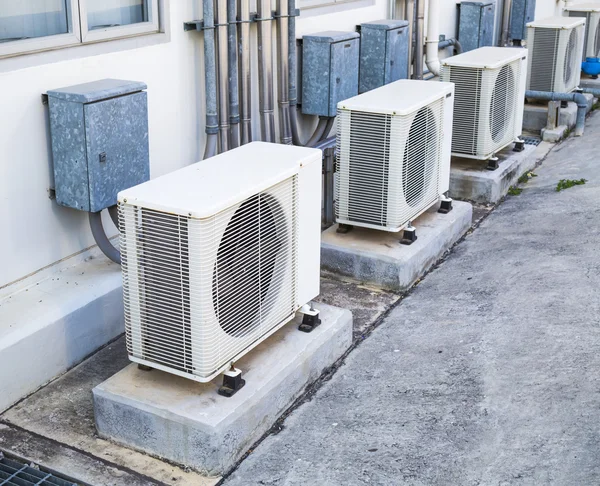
[223,113,600,485]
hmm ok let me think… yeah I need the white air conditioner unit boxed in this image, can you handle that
[564,3,600,61]
[440,47,528,165]
[526,16,586,93]
[336,79,454,233]
[118,142,322,385]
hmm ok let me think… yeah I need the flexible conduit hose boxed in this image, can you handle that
[203,0,218,159]
[305,117,329,147]
[89,209,121,265]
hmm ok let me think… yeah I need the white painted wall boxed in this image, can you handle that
[0,0,563,289]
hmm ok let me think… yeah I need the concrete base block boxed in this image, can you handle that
[541,125,568,143]
[93,303,353,476]
[449,143,545,204]
[580,74,600,91]
[320,201,472,292]
[0,250,123,413]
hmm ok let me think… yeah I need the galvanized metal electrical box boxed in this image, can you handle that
[358,20,409,94]
[509,0,536,41]
[302,31,360,117]
[48,79,150,213]
[458,1,495,52]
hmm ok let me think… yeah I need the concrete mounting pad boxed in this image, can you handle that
[320,201,472,292]
[0,245,123,413]
[93,303,352,476]
[449,141,553,204]
[523,94,596,134]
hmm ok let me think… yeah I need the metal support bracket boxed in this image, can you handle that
[218,367,246,397]
[298,304,321,333]
[183,20,206,31]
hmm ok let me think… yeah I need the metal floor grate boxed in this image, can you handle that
[521,136,542,146]
[0,452,78,486]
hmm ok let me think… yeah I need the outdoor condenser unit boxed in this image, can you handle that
[441,47,528,167]
[336,80,454,234]
[118,142,322,389]
[526,16,586,93]
[564,3,600,61]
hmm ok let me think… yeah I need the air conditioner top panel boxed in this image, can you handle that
[338,79,454,115]
[564,3,600,12]
[527,16,586,29]
[118,142,321,218]
[441,46,527,69]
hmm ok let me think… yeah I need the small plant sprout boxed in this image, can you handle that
[556,179,587,192]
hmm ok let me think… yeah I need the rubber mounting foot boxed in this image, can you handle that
[218,368,246,398]
[138,364,153,371]
[299,311,322,333]
[438,199,453,214]
[486,158,500,171]
[400,227,417,245]
[336,224,353,234]
[513,140,525,152]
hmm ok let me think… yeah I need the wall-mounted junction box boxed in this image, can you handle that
[509,0,536,41]
[48,79,150,213]
[358,20,409,94]
[302,31,360,117]
[458,1,495,52]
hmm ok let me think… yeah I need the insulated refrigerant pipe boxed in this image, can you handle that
[202,0,218,159]
[276,0,293,145]
[525,90,589,136]
[257,0,276,143]
[439,38,463,54]
[238,0,252,144]
[89,210,121,265]
[216,0,230,152]
[227,0,240,148]
[288,0,301,145]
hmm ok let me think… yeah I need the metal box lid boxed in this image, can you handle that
[360,19,409,30]
[303,31,360,44]
[339,79,454,116]
[442,46,527,69]
[527,16,586,29]
[47,78,147,103]
[564,3,600,12]
[461,1,494,6]
[118,142,321,218]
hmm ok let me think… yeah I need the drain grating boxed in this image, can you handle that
[521,136,542,146]
[0,451,79,486]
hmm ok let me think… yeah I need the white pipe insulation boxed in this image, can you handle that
[424,0,440,76]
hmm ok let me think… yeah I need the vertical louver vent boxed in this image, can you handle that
[120,176,299,380]
[441,58,520,158]
[337,98,443,231]
[568,10,600,60]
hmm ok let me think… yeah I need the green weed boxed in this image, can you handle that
[556,178,587,192]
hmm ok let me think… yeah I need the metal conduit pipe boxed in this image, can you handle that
[89,210,121,265]
[525,90,588,136]
[257,0,276,142]
[203,0,218,159]
[227,0,240,148]
[238,0,252,145]
[276,0,293,145]
[288,0,301,145]
[406,0,415,78]
[500,0,512,46]
[414,0,424,79]
[216,0,230,152]
[389,0,396,18]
